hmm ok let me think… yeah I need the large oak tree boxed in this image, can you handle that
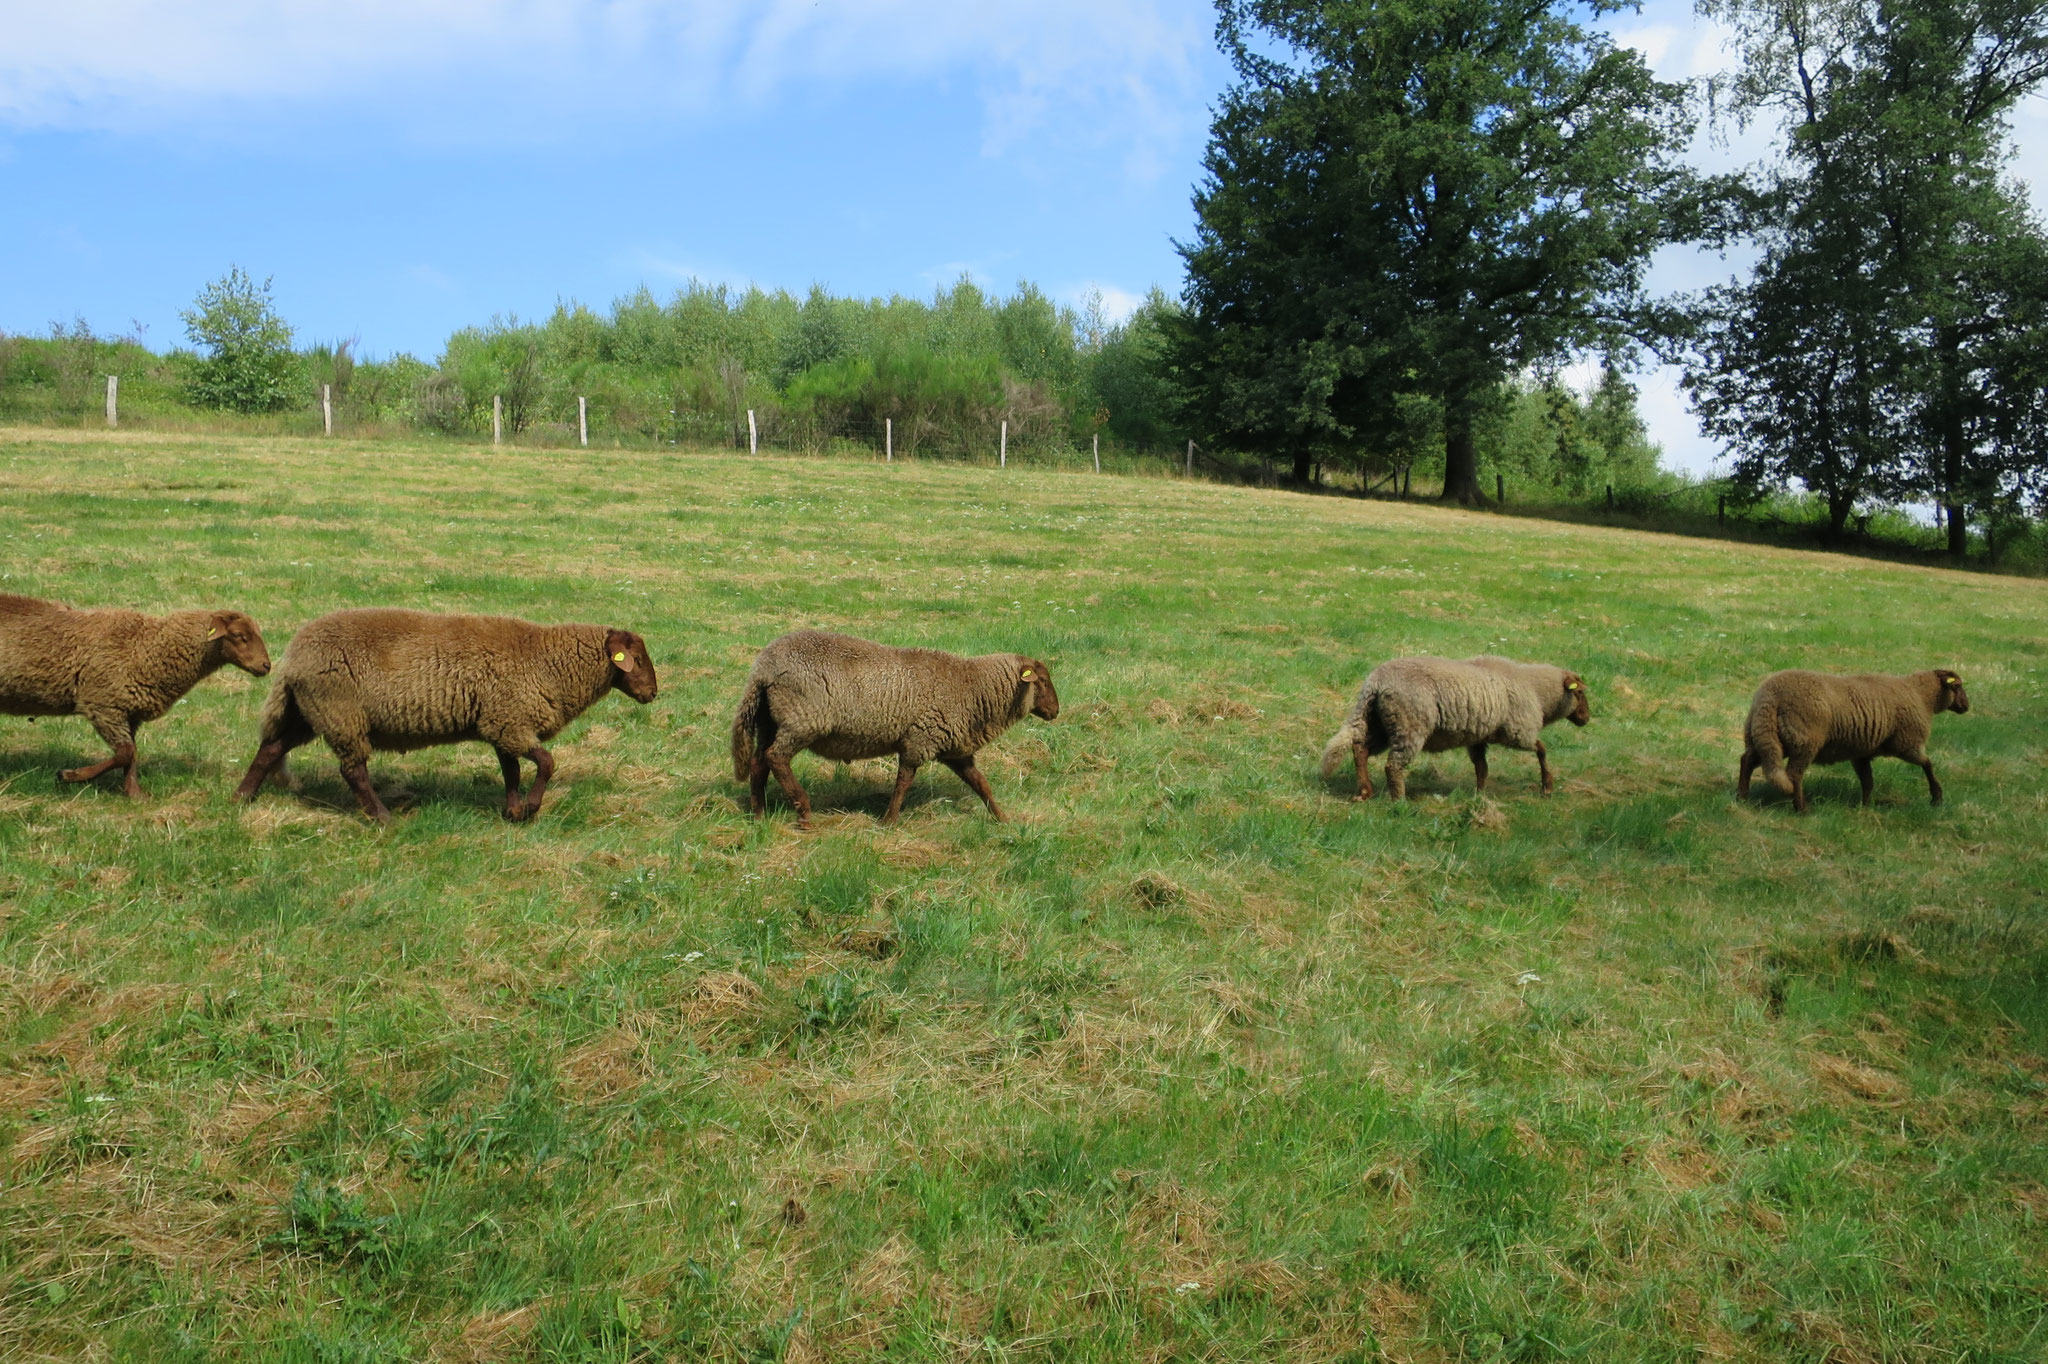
[1174,0,1694,501]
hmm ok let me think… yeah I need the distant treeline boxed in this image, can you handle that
[0,275,1663,498]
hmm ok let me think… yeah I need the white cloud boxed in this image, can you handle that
[1080,284,1146,323]
[0,1,1211,177]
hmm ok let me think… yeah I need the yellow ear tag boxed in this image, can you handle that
[207,627,219,639]
[1021,669,1034,680]
[613,651,628,663]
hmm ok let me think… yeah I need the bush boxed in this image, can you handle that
[182,268,298,413]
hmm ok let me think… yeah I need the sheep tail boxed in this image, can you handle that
[730,677,764,783]
[258,676,295,745]
[1749,699,1795,795]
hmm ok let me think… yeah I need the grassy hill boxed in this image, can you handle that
[1,427,2043,1362]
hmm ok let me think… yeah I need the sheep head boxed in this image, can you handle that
[1562,673,1591,727]
[605,629,659,704]
[1935,670,1970,714]
[208,611,271,676]
[1018,659,1060,721]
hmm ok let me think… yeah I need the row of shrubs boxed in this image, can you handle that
[2,273,1673,485]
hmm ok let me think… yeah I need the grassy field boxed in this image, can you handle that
[0,427,2043,1363]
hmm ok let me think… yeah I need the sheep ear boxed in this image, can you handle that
[608,632,637,673]
[1020,667,1035,681]
[207,611,232,640]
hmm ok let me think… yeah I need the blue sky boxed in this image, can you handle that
[4,1,2045,473]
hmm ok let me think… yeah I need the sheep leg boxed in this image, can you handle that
[1467,743,1489,792]
[235,740,296,801]
[341,761,394,825]
[1788,759,1811,814]
[63,711,141,797]
[1534,740,1554,796]
[497,750,526,818]
[765,746,813,827]
[1918,758,1943,805]
[1853,757,1875,807]
[941,756,1004,821]
[1737,749,1757,798]
[748,752,771,815]
[510,746,555,821]
[1351,738,1374,800]
[1383,756,1408,801]
[882,758,919,823]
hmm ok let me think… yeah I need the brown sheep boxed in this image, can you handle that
[1321,655,1590,800]
[0,592,270,797]
[1739,668,1970,812]
[730,629,1059,828]
[232,608,656,824]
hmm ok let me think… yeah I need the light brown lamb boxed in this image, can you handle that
[232,608,656,824]
[729,629,1059,828]
[0,591,270,797]
[1739,668,1969,812]
[1321,654,1590,800]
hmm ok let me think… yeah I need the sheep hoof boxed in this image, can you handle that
[503,802,539,823]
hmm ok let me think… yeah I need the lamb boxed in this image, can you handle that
[1320,654,1590,800]
[0,592,271,797]
[231,608,657,824]
[730,629,1059,828]
[1738,668,1969,812]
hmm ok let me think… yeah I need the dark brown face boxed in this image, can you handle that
[210,611,271,676]
[1019,658,1059,721]
[1563,673,1591,726]
[606,629,658,703]
[1936,670,1969,714]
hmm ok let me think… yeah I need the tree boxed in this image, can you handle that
[1085,289,1186,449]
[1174,0,1696,499]
[1686,235,1915,536]
[182,268,297,413]
[1698,0,2048,553]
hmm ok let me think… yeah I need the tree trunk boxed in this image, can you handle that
[1938,327,1968,559]
[1291,449,1312,484]
[1827,492,1852,541]
[1441,401,1484,504]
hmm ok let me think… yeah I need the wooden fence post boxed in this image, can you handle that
[578,396,588,447]
[747,409,757,455]
[885,417,892,463]
[492,395,503,446]
[104,375,117,428]
[1000,420,1007,468]
[1093,432,1100,473]
[322,384,333,436]
[1185,439,1193,476]
[1496,473,1504,504]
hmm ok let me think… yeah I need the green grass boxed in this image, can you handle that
[1,425,2044,1363]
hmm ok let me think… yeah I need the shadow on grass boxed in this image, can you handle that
[0,741,208,793]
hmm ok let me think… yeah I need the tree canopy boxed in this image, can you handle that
[1685,0,2048,549]
[1174,0,1697,500]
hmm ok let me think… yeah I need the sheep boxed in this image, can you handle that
[729,629,1059,828]
[231,608,657,824]
[0,592,271,797]
[1320,654,1590,800]
[1738,668,1969,812]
